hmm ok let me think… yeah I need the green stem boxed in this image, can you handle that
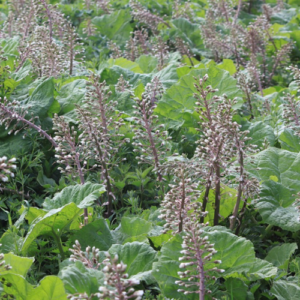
[52,230,65,260]
[260,224,273,238]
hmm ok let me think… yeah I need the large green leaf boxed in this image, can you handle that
[204,228,277,281]
[254,180,300,232]
[279,128,300,152]
[148,231,173,249]
[24,206,47,225]
[0,274,33,299]
[59,261,104,295]
[0,230,23,253]
[108,58,144,73]
[101,65,151,87]
[27,276,68,300]
[217,59,237,76]
[43,182,105,210]
[102,63,178,89]
[225,278,249,300]
[152,235,188,300]
[2,253,34,277]
[0,134,32,157]
[69,218,115,251]
[92,10,133,44]
[155,66,243,128]
[2,37,19,55]
[113,217,153,244]
[12,59,32,82]
[247,147,300,189]
[22,77,55,118]
[246,147,300,231]
[170,18,203,53]
[57,79,86,114]
[265,243,298,270]
[107,242,157,285]
[136,55,158,73]
[271,280,300,300]
[153,228,276,300]
[22,203,82,254]
[247,121,276,148]
[271,8,297,24]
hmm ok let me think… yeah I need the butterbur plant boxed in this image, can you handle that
[175,212,224,299]
[159,160,201,233]
[27,26,67,77]
[84,0,111,13]
[6,0,83,77]
[129,0,170,33]
[131,77,170,185]
[132,29,150,56]
[62,21,84,75]
[283,66,300,133]
[124,37,139,62]
[193,75,235,225]
[193,74,259,227]
[53,115,89,223]
[77,73,126,216]
[226,121,259,231]
[33,0,66,42]
[174,37,194,66]
[1,1,300,299]
[237,72,256,119]
[172,0,194,21]
[68,243,144,300]
[53,115,86,184]
[153,37,169,70]
[201,0,244,65]
[69,240,101,269]
[3,0,36,39]
[283,94,300,131]
[115,75,132,93]
[98,252,144,300]
[108,41,123,59]
[124,29,150,61]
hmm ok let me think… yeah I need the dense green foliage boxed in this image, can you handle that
[1,0,300,299]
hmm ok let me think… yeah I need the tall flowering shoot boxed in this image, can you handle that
[193,74,259,228]
[175,207,224,300]
[226,117,259,231]
[98,252,144,300]
[68,241,143,300]
[124,29,150,61]
[4,0,83,77]
[3,0,36,39]
[283,66,300,134]
[53,115,89,224]
[201,0,245,67]
[193,74,235,225]
[159,159,201,233]
[201,0,293,95]
[131,77,170,185]
[77,73,126,216]
[284,67,300,217]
